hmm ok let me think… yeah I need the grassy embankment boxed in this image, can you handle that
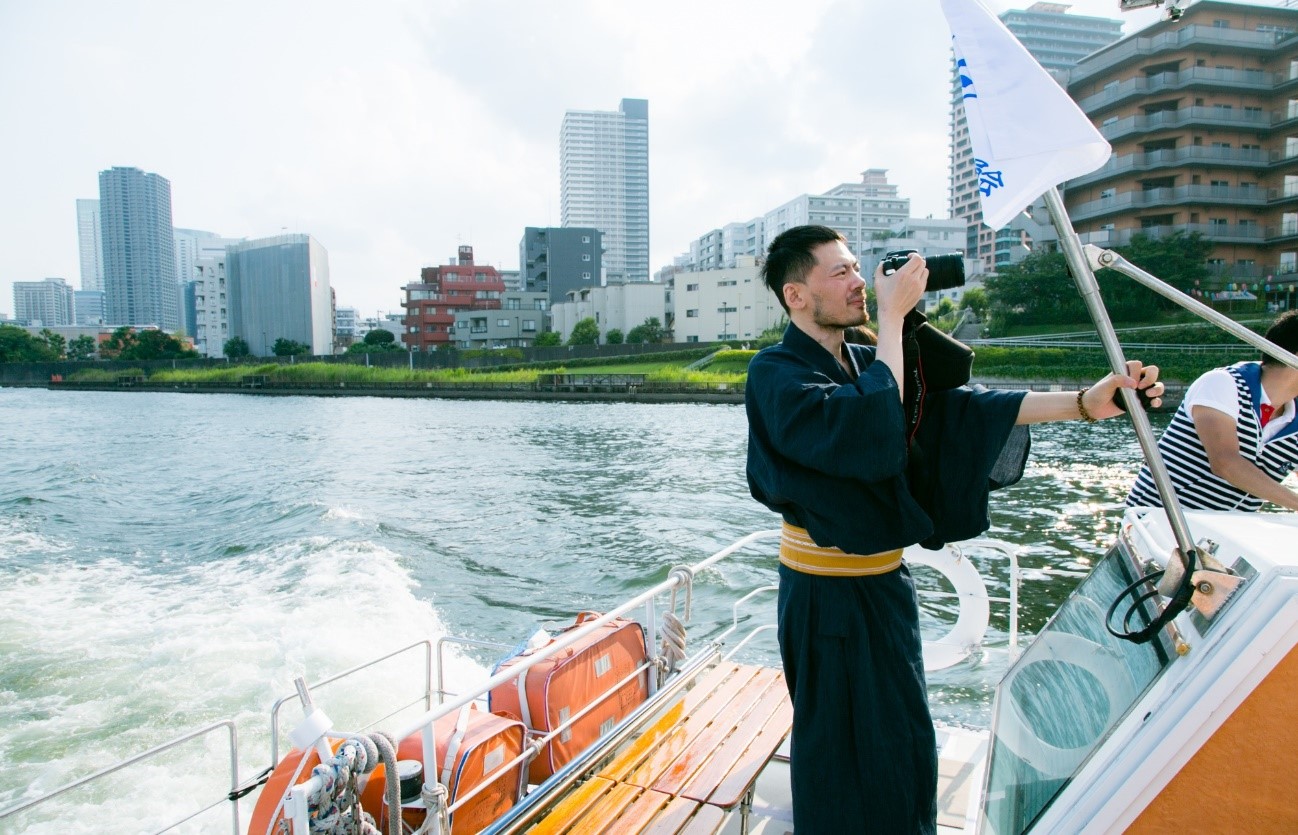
[63,319,1267,388]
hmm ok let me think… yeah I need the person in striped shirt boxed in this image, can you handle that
[1127,310,1298,512]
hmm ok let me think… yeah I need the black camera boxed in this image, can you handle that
[879,249,966,292]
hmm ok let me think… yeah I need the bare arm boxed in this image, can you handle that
[1193,405,1298,511]
[1015,360,1165,425]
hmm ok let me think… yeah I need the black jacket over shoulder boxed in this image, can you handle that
[745,322,1027,554]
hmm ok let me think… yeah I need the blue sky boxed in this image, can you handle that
[0,0,1181,319]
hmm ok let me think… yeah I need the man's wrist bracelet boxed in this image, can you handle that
[1077,388,1098,423]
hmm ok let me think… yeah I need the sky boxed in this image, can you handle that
[0,0,1185,320]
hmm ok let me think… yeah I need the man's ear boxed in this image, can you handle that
[783,282,803,311]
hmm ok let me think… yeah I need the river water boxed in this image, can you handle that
[0,388,1164,833]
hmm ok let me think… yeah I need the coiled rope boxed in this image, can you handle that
[658,566,694,675]
[301,731,400,835]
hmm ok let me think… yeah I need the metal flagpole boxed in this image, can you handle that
[1042,186,1200,571]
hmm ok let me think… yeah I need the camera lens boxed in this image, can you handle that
[925,254,965,292]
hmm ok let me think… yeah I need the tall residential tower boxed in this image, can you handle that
[560,98,649,284]
[99,166,179,330]
[75,198,104,292]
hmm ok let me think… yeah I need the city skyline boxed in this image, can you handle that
[1,1,1180,320]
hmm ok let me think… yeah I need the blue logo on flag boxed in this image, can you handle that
[957,57,977,100]
[974,158,1005,196]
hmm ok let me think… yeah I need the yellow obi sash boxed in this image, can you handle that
[779,522,903,577]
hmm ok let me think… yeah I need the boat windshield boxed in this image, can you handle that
[979,543,1172,833]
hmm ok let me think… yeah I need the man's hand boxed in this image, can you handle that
[1083,360,1165,420]
[872,254,928,325]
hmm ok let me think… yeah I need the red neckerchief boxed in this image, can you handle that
[1260,403,1275,427]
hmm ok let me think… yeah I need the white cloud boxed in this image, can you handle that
[0,0,1180,319]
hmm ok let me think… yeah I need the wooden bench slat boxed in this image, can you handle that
[649,668,783,797]
[676,803,726,835]
[529,777,617,835]
[641,795,707,834]
[607,787,673,833]
[565,782,644,835]
[688,686,793,807]
[619,665,767,787]
[597,700,685,783]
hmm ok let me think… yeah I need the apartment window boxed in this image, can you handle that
[581,235,590,243]
[497,319,510,328]
[686,283,699,291]
[686,309,699,318]
[1238,219,1258,229]
[582,272,591,280]
[1209,218,1228,228]
[582,254,591,261]
[1213,19,1231,28]
[1100,188,1116,199]
[1211,141,1232,149]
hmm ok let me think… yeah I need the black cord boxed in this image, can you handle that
[1105,548,1197,644]
[228,765,275,802]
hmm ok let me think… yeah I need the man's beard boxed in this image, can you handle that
[812,296,868,330]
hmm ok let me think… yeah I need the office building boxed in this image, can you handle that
[76,198,104,292]
[549,280,666,344]
[190,256,229,357]
[670,256,784,344]
[560,98,649,283]
[75,290,105,326]
[949,4,1123,272]
[174,229,239,335]
[99,166,180,330]
[520,227,603,305]
[451,291,550,349]
[13,278,75,327]
[1065,1,1298,292]
[402,246,506,351]
[227,234,333,357]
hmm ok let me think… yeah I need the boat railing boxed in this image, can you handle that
[268,638,435,766]
[0,720,243,834]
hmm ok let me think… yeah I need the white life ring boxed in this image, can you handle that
[903,544,991,672]
[995,630,1136,779]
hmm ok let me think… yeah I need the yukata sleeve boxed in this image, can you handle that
[748,352,909,482]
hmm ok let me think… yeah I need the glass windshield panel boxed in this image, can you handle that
[979,543,1171,833]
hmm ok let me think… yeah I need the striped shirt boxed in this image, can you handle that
[1127,362,1298,510]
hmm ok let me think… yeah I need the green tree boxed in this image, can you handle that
[1107,231,1213,319]
[40,329,67,360]
[625,317,665,344]
[605,328,624,345]
[363,329,396,346]
[224,336,251,358]
[346,329,403,354]
[959,287,989,320]
[272,338,311,357]
[984,251,1086,332]
[534,331,561,347]
[567,318,600,346]
[99,326,138,359]
[67,334,98,361]
[99,327,197,360]
[0,324,59,362]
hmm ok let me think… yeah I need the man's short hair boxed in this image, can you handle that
[761,225,846,313]
[1262,310,1298,365]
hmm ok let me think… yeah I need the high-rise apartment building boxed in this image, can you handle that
[13,278,75,327]
[519,227,602,304]
[560,98,649,283]
[227,234,333,357]
[949,3,1122,272]
[75,199,104,292]
[1065,1,1298,292]
[99,166,179,330]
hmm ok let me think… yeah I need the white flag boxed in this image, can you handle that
[940,0,1112,230]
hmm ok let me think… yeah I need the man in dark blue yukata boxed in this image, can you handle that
[745,224,1165,834]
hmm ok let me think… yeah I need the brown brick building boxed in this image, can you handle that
[1066,1,1298,301]
[401,246,506,351]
